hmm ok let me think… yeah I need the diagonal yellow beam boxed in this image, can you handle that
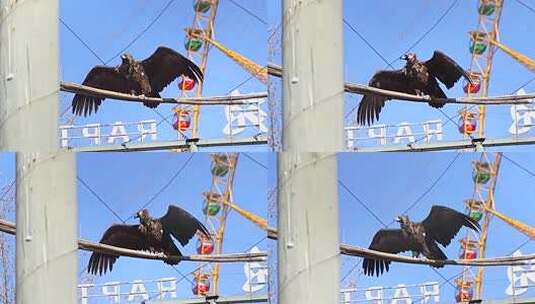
[484,205,535,240]
[489,39,535,72]
[190,32,268,84]
[222,200,267,230]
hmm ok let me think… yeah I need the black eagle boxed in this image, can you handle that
[357,51,472,125]
[363,205,480,276]
[72,46,203,116]
[87,205,210,275]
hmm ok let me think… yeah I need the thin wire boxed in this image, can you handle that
[77,176,125,223]
[0,180,15,203]
[502,154,535,179]
[126,154,195,221]
[338,180,388,228]
[226,75,256,95]
[59,18,106,64]
[389,0,460,65]
[513,75,535,92]
[514,0,535,15]
[105,0,177,64]
[243,153,268,170]
[227,0,267,25]
[395,152,461,221]
[343,19,394,69]
[344,0,460,120]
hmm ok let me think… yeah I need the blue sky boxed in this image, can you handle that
[269,0,535,150]
[76,153,268,302]
[0,153,269,303]
[266,152,535,302]
[0,152,15,222]
[0,153,15,303]
[60,1,268,150]
[338,152,535,302]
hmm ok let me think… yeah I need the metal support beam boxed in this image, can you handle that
[351,136,535,152]
[0,0,60,151]
[16,152,77,304]
[67,135,268,152]
[278,153,340,304]
[153,294,268,304]
[281,0,344,151]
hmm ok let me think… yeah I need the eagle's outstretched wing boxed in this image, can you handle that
[421,205,480,247]
[87,224,148,275]
[142,47,204,94]
[357,70,417,126]
[362,229,413,276]
[424,51,472,89]
[159,205,210,247]
[72,66,130,117]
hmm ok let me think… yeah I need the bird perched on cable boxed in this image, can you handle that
[362,205,480,276]
[87,205,210,275]
[72,46,203,116]
[357,50,472,125]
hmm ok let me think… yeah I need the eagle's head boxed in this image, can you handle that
[120,53,134,65]
[395,215,410,228]
[135,209,151,223]
[400,53,417,64]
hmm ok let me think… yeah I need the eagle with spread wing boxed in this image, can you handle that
[87,205,210,275]
[72,46,203,116]
[357,51,472,125]
[363,205,480,276]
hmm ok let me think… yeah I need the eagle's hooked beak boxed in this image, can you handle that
[400,54,408,61]
[395,216,401,222]
[134,213,140,219]
[121,54,127,60]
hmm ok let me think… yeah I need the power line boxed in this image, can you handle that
[226,74,256,94]
[227,0,267,25]
[77,176,125,223]
[126,154,195,221]
[502,153,535,179]
[338,180,388,228]
[344,0,460,120]
[514,0,535,15]
[395,152,461,221]
[389,0,460,65]
[105,0,177,64]
[243,153,268,170]
[343,19,394,69]
[59,18,105,64]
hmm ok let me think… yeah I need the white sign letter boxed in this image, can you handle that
[223,90,267,136]
[394,123,415,144]
[392,284,412,304]
[108,122,129,144]
[506,250,535,296]
[368,124,387,145]
[102,282,120,303]
[157,278,177,299]
[128,280,149,301]
[420,282,440,303]
[137,120,158,142]
[364,286,384,304]
[79,284,94,304]
[422,120,443,143]
[82,123,101,145]
[242,246,268,293]
[59,125,73,148]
